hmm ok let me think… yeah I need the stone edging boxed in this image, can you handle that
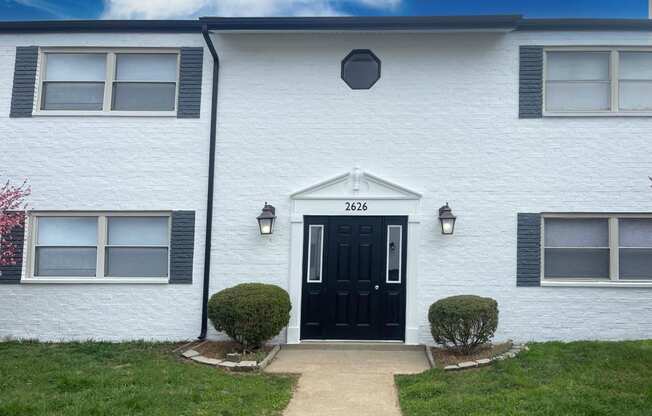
[425,345,436,368]
[181,344,281,372]
[424,342,529,371]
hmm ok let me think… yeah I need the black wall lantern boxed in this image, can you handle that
[257,202,276,235]
[438,203,456,235]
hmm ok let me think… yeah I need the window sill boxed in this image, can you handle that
[543,111,652,117]
[542,280,652,288]
[21,278,169,284]
[33,110,178,118]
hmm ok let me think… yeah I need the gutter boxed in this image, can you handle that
[198,24,220,340]
[517,18,652,31]
[198,15,521,32]
[0,19,199,33]
[5,16,652,34]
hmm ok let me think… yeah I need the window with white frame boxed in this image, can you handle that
[386,225,402,283]
[38,50,179,113]
[40,53,107,111]
[35,216,98,276]
[544,48,652,114]
[543,216,652,281]
[31,213,170,280]
[306,225,324,283]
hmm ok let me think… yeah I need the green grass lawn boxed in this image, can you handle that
[0,342,296,416]
[396,340,652,416]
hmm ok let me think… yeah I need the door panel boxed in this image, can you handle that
[301,216,406,340]
[336,243,350,281]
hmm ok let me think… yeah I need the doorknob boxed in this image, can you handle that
[374,285,379,290]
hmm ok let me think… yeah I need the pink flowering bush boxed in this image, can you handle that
[0,179,30,266]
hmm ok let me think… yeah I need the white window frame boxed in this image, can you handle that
[24,211,171,284]
[541,213,652,287]
[306,224,324,283]
[543,46,652,117]
[386,224,402,284]
[34,48,180,117]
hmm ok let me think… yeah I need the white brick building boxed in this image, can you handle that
[1,16,651,344]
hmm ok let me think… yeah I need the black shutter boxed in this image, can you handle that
[177,47,204,119]
[519,46,543,119]
[0,212,26,284]
[169,211,195,284]
[517,213,541,287]
[10,46,38,118]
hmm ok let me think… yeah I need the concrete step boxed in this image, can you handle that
[284,341,424,352]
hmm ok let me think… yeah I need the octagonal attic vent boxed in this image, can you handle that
[341,49,381,90]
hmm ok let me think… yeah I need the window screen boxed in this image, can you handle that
[545,52,610,112]
[41,53,106,110]
[35,217,98,276]
[112,54,177,111]
[544,218,610,278]
[105,217,169,277]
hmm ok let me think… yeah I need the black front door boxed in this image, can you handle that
[301,216,407,340]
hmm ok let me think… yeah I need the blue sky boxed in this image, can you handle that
[0,0,648,21]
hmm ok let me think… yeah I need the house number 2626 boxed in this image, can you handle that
[345,201,368,211]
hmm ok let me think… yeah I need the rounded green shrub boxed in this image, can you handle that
[208,283,291,351]
[428,295,498,355]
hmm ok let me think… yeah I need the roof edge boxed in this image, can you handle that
[517,18,652,31]
[198,15,522,31]
[0,20,199,33]
[3,16,652,34]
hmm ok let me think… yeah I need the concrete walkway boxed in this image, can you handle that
[265,343,429,416]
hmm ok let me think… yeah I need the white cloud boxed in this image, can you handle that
[102,0,400,20]
[13,0,70,18]
[357,0,400,8]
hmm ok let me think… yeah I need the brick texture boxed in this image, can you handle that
[0,31,651,343]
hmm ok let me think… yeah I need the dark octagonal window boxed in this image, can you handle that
[341,49,381,90]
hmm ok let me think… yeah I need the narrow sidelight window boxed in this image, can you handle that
[544,218,610,279]
[105,217,169,277]
[307,225,324,283]
[35,217,98,276]
[41,53,106,110]
[386,225,402,283]
[545,51,611,112]
[112,53,178,111]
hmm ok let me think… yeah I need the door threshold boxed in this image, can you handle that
[301,339,404,343]
[288,340,421,351]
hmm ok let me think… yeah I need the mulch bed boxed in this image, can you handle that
[194,341,273,363]
[430,341,513,368]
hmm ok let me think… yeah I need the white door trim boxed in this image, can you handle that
[286,168,422,345]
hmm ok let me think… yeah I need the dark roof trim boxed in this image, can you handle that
[4,16,652,34]
[199,15,522,31]
[0,20,199,33]
[517,18,652,31]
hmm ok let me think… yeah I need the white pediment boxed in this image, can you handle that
[291,168,421,200]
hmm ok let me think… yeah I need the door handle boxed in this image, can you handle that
[374,285,379,290]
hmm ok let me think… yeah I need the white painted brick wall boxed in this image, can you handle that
[209,30,652,343]
[0,33,211,341]
[1,29,651,343]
